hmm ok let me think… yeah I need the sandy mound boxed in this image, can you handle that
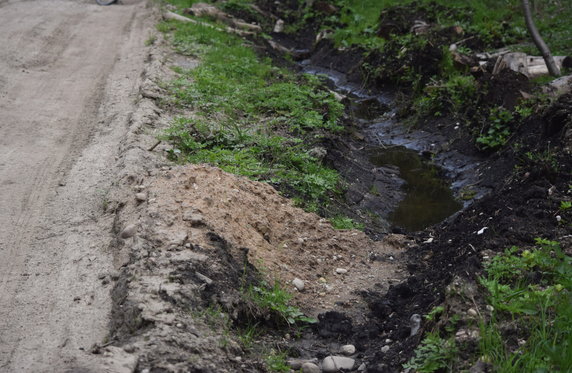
[142,164,405,317]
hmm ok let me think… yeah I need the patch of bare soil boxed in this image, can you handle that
[100,36,408,371]
[109,164,406,371]
[0,0,154,371]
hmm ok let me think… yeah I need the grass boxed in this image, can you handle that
[265,349,290,372]
[244,280,316,326]
[477,238,572,372]
[322,0,571,55]
[329,216,365,230]
[405,238,572,372]
[158,17,345,207]
[403,332,458,373]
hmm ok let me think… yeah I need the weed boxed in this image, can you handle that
[478,239,572,372]
[425,305,445,321]
[96,188,110,212]
[265,349,290,372]
[237,324,259,350]
[245,280,316,326]
[403,332,458,373]
[459,187,477,201]
[560,201,571,211]
[329,216,364,230]
[414,74,477,118]
[196,305,232,331]
[476,107,513,150]
[523,148,559,173]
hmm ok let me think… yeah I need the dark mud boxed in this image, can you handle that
[239,4,572,372]
[140,2,572,371]
[301,62,484,234]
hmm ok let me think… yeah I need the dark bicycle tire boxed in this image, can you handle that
[96,0,117,5]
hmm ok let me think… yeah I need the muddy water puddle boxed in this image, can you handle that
[370,146,462,231]
[302,63,475,231]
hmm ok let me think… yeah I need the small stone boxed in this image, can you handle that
[322,356,355,372]
[123,344,136,353]
[292,278,305,291]
[183,212,204,226]
[287,359,304,369]
[170,232,188,246]
[308,146,327,160]
[486,305,494,312]
[335,268,348,275]
[273,19,285,33]
[381,345,390,353]
[287,359,318,370]
[467,308,478,317]
[340,344,356,355]
[135,192,147,202]
[195,272,213,285]
[469,359,492,373]
[301,362,320,373]
[410,314,421,336]
[120,224,137,239]
[385,339,392,344]
[358,363,366,371]
[319,277,327,283]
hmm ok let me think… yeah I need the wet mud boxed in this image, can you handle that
[248,6,572,372]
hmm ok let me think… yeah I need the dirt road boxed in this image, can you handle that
[0,0,152,371]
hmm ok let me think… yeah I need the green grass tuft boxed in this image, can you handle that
[158,17,344,207]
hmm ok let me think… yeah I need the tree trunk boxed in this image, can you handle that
[522,0,560,76]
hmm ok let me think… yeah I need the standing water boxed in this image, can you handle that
[370,146,462,231]
[303,63,465,231]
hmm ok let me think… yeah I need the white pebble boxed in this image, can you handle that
[292,278,305,291]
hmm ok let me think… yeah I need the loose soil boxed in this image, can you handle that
[0,0,154,371]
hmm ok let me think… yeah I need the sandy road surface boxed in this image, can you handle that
[0,0,153,371]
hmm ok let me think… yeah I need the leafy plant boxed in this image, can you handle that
[414,74,477,118]
[425,305,445,321]
[265,350,290,372]
[476,107,513,150]
[478,239,572,372]
[245,281,316,326]
[403,332,458,372]
[329,216,365,230]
